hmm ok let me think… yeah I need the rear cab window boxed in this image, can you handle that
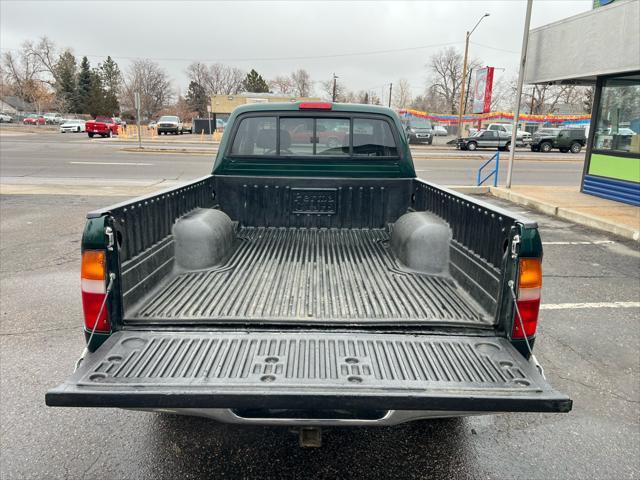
[229,114,398,158]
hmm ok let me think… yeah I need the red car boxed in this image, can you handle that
[23,114,46,125]
[86,116,119,138]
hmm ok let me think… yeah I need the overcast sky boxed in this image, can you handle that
[1,0,592,99]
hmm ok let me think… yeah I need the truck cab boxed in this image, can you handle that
[486,123,532,146]
[46,102,571,434]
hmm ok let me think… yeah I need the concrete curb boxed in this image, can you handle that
[488,187,640,242]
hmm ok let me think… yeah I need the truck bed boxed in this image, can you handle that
[128,226,490,326]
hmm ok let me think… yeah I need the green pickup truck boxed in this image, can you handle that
[46,102,570,439]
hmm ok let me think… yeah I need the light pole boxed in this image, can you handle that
[457,12,490,138]
[505,0,533,189]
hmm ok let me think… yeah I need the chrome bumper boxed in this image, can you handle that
[136,408,487,426]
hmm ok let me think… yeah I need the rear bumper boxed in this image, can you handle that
[408,133,432,143]
[158,127,179,133]
[135,408,490,426]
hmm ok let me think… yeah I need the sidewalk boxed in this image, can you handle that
[488,186,640,241]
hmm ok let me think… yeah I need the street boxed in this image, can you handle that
[0,134,638,479]
[0,133,584,188]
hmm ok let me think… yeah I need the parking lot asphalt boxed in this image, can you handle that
[0,191,638,479]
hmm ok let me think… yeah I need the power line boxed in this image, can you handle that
[0,41,463,64]
[469,41,519,55]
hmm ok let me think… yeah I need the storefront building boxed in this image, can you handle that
[525,0,640,205]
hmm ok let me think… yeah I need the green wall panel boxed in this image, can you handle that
[588,153,640,183]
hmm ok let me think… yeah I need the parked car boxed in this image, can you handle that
[0,113,13,123]
[85,116,119,138]
[43,113,64,125]
[59,119,86,133]
[401,117,433,145]
[23,114,46,125]
[182,119,193,134]
[147,121,157,130]
[157,115,183,135]
[456,129,512,151]
[46,102,571,443]
[530,128,586,153]
[432,125,448,136]
[486,123,532,146]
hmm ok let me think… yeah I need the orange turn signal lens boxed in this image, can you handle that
[519,258,542,289]
[81,250,106,280]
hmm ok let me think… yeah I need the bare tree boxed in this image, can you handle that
[320,78,347,102]
[23,37,58,86]
[2,42,51,108]
[185,62,210,89]
[392,79,412,109]
[290,69,312,97]
[521,84,591,115]
[122,59,173,118]
[427,47,481,114]
[208,63,245,94]
[269,75,294,95]
[186,62,244,95]
[488,76,512,112]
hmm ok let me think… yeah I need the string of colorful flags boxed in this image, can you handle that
[399,109,591,125]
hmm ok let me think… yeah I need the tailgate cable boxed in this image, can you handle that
[74,273,116,371]
[508,280,546,379]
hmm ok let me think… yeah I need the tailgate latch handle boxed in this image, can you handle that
[511,234,521,259]
[105,226,115,251]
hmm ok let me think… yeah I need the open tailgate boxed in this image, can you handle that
[46,331,571,413]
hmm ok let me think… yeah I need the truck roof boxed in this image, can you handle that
[231,101,398,116]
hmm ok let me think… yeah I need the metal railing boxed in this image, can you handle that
[477,150,500,187]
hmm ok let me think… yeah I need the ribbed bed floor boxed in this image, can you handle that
[130,227,490,325]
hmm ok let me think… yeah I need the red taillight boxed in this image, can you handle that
[81,250,110,332]
[299,102,332,110]
[512,258,542,339]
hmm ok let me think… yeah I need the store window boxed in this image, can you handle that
[593,73,640,155]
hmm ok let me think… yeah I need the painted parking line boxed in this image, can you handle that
[540,301,639,310]
[542,240,615,245]
[69,161,153,166]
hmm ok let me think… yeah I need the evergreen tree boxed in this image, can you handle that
[54,50,77,112]
[87,69,108,117]
[242,69,269,93]
[185,81,207,116]
[100,56,121,114]
[76,56,92,113]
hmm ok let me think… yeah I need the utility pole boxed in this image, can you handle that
[506,0,533,189]
[388,83,393,108]
[457,13,490,138]
[463,68,474,117]
[134,92,141,149]
[332,73,338,102]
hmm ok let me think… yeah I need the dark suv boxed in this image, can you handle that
[530,128,586,153]
[401,117,433,145]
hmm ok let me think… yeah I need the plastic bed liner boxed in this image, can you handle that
[128,226,491,326]
[46,330,572,412]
